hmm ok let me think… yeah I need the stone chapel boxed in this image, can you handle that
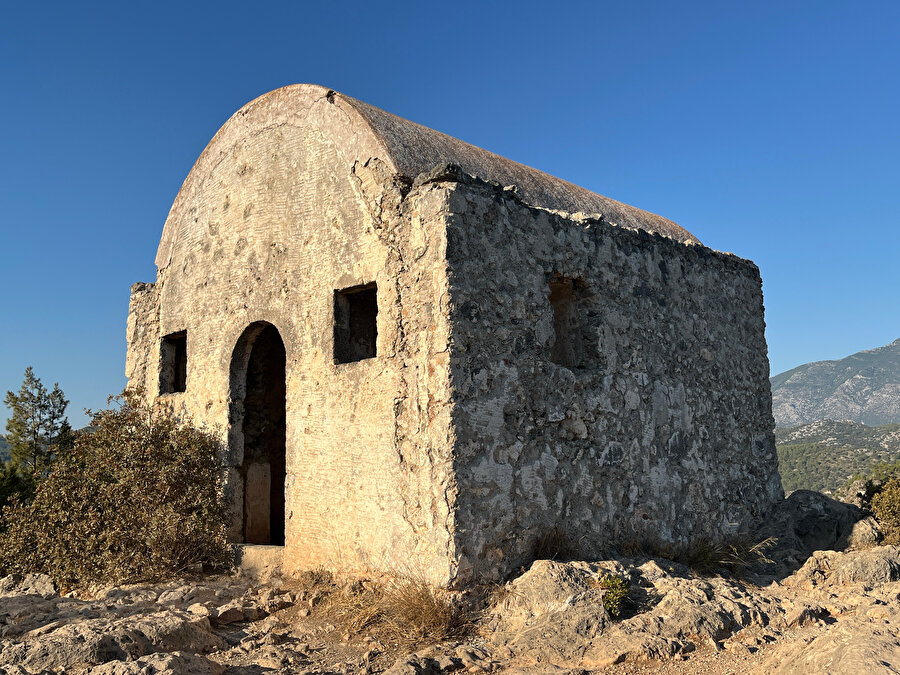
[126,84,783,586]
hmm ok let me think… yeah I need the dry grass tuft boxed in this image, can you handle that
[328,575,470,651]
[295,567,335,591]
[381,576,469,643]
[480,581,513,609]
[618,535,777,577]
[671,535,777,575]
[533,527,569,560]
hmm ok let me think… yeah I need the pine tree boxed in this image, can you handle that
[4,367,74,478]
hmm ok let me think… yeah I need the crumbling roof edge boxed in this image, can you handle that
[414,163,758,272]
[341,90,699,246]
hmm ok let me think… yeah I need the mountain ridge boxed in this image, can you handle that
[771,338,900,427]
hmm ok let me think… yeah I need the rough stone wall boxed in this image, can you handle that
[439,171,783,584]
[127,125,457,585]
[125,281,161,396]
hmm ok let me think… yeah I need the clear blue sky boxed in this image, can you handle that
[1,1,898,427]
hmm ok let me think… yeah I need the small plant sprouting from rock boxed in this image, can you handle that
[597,573,629,617]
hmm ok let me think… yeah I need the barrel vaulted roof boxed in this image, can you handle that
[156,84,698,267]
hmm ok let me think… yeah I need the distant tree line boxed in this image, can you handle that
[776,420,900,494]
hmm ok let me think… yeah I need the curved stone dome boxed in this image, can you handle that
[156,84,697,267]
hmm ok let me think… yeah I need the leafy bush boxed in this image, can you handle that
[872,477,900,545]
[597,574,629,617]
[0,392,231,588]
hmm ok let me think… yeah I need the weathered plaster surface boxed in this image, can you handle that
[128,92,458,585]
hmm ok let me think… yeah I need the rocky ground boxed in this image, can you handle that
[1,491,899,674]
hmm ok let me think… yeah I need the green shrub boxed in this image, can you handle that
[872,477,900,545]
[0,392,231,588]
[597,573,629,617]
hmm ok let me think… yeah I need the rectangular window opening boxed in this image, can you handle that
[160,331,187,393]
[334,283,378,364]
[549,276,586,369]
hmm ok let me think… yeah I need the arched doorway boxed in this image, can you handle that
[229,322,286,545]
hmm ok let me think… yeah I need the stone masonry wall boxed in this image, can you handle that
[439,172,783,584]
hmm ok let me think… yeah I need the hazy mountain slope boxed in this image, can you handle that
[0,435,8,464]
[771,338,900,427]
[776,419,900,493]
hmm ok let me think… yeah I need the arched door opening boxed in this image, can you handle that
[230,322,286,545]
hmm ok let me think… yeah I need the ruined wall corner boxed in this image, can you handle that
[125,280,161,399]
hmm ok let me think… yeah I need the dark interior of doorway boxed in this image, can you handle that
[241,323,286,545]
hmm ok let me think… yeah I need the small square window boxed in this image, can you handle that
[160,331,187,393]
[334,283,377,364]
[549,276,586,369]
